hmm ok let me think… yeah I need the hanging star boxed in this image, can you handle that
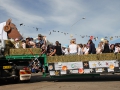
[49,32,51,35]
[58,31,59,32]
[82,36,84,38]
[96,37,98,40]
[20,23,23,26]
[36,28,38,31]
[94,38,96,41]
[110,37,113,40]
[70,34,73,38]
[64,33,66,35]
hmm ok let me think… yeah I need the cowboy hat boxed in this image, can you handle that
[38,34,43,37]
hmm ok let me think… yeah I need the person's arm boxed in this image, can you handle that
[50,49,56,56]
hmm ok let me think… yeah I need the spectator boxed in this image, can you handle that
[47,45,55,56]
[96,43,103,54]
[26,37,31,48]
[36,34,44,48]
[50,41,62,56]
[102,40,110,53]
[62,46,69,55]
[40,44,46,55]
[14,38,20,48]
[114,44,120,54]
[84,44,89,55]
[29,37,36,48]
[110,44,115,53]
[68,39,78,54]
[82,44,87,54]
[78,44,83,55]
[21,40,26,49]
[88,39,96,54]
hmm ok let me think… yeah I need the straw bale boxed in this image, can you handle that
[98,53,117,60]
[80,54,98,61]
[10,48,41,55]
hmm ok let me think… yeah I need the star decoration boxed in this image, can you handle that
[92,63,96,67]
[55,71,59,76]
[102,68,105,71]
[84,63,88,67]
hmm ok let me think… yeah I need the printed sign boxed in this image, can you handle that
[54,62,83,70]
[49,71,55,76]
[89,60,118,68]
[61,70,67,74]
[84,69,91,73]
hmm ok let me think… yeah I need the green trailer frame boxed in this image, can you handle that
[3,53,119,79]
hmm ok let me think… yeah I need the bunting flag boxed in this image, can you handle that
[19,23,42,31]
[19,23,120,41]
[48,30,120,41]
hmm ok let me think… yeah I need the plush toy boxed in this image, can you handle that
[3,19,23,40]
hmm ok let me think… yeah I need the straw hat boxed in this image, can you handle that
[3,25,11,32]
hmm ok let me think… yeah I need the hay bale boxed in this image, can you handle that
[47,55,81,63]
[98,53,117,60]
[4,40,15,55]
[80,54,98,61]
[10,48,41,55]
[117,53,120,60]
[24,48,41,55]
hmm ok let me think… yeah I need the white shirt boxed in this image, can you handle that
[15,42,19,48]
[69,44,77,53]
[78,47,83,55]
[96,47,102,54]
[22,43,26,49]
[84,48,89,55]
[83,47,87,53]
[114,47,119,53]
[64,48,69,55]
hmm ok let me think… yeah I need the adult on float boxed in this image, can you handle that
[88,39,96,54]
[68,39,78,55]
[50,41,62,56]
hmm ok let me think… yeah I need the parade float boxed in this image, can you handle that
[1,19,120,83]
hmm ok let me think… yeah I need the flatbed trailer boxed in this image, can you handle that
[46,53,120,79]
[1,53,120,82]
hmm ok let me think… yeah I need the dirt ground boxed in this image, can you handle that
[0,73,120,90]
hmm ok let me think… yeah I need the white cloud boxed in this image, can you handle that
[0,0,120,46]
[0,0,45,25]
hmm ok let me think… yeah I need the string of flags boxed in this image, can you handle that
[49,30,120,41]
[19,23,120,41]
[19,23,41,31]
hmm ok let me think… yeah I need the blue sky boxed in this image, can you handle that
[0,0,120,46]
